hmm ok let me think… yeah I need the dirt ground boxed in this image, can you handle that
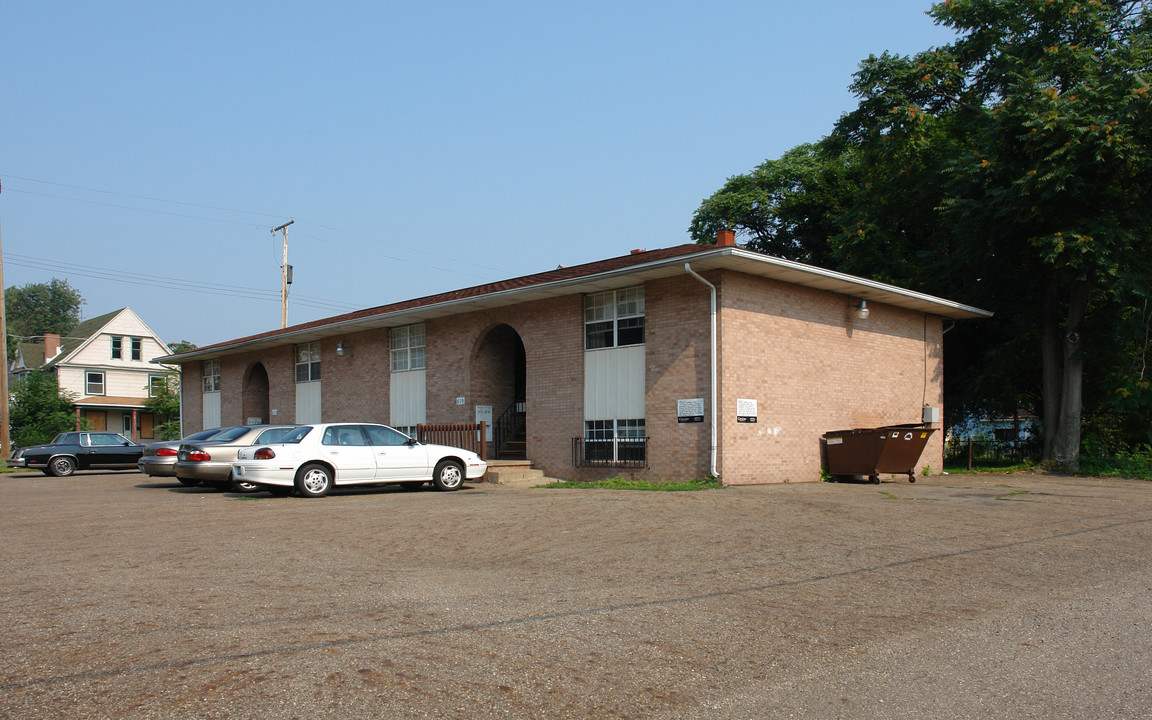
[1,470,1150,719]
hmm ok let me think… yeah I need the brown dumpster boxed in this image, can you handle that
[822,424,937,484]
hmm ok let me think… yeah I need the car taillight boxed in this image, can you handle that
[156,448,178,457]
[254,447,276,460]
[187,450,212,462]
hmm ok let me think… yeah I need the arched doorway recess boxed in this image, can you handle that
[242,362,271,425]
[471,324,526,459]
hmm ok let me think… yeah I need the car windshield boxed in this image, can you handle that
[276,426,313,444]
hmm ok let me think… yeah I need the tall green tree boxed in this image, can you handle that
[9,369,78,448]
[689,143,858,267]
[5,279,83,356]
[144,370,182,441]
[833,0,1152,468]
[144,343,196,440]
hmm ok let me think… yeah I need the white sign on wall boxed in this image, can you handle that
[677,398,705,424]
[736,398,758,424]
[475,405,493,442]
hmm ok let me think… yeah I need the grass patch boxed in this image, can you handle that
[537,477,723,491]
[1078,450,1152,480]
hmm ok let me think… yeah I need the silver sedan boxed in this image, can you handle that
[138,427,238,479]
[174,425,298,492]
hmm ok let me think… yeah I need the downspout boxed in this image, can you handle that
[685,263,719,479]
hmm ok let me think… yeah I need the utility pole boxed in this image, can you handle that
[271,219,294,329]
[0,177,9,461]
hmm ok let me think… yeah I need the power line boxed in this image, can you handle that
[4,254,359,313]
[2,173,515,278]
[2,174,286,220]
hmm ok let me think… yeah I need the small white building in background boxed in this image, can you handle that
[12,307,172,441]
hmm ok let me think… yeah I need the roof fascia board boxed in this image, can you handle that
[721,248,994,319]
[159,246,990,364]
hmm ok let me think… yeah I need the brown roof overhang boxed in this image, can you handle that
[158,244,992,364]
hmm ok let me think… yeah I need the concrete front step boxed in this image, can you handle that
[485,461,556,487]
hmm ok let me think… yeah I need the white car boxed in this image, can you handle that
[232,423,487,498]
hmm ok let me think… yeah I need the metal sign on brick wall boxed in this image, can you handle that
[736,398,758,423]
[677,398,704,423]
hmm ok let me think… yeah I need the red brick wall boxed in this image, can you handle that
[643,274,713,481]
[178,268,945,485]
[716,270,944,484]
[425,296,587,479]
[179,364,202,433]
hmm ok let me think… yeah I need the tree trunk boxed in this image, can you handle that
[1050,282,1090,470]
[1040,280,1063,461]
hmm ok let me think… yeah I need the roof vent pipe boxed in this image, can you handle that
[685,262,719,480]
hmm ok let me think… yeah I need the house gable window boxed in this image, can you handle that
[131,337,142,361]
[296,342,321,383]
[585,287,645,350]
[390,324,426,372]
[111,336,123,359]
[86,371,106,396]
[202,359,221,393]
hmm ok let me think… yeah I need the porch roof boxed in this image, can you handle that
[159,243,992,363]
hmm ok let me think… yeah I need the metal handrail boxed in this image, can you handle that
[493,402,526,460]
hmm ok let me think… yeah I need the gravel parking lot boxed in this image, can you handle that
[2,470,1150,719]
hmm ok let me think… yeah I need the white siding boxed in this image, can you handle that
[203,392,221,429]
[296,381,322,423]
[584,345,645,420]
[390,370,426,428]
[106,370,155,397]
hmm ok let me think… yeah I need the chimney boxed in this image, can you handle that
[43,333,61,358]
[716,229,735,247]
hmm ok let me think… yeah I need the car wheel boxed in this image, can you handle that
[400,481,425,491]
[49,456,76,477]
[295,463,333,498]
[432,460,464,491]
[177,477,200,487]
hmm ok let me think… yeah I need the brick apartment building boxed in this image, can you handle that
[161,233,990,485]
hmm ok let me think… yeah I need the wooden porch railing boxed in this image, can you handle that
[416,422,488,462]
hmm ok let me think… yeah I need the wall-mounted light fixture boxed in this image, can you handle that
[854,299,870,320]
[336,341,351,357]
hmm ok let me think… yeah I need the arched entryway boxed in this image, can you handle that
[242,362,271,425]
[471,324,526,459]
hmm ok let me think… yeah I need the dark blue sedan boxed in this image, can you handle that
[9,431,145,477]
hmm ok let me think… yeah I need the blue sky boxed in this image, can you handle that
[1,1,955,347]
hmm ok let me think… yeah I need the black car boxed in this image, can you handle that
[9,431,145,477]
